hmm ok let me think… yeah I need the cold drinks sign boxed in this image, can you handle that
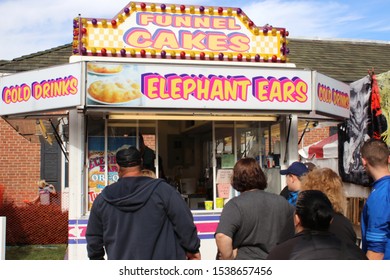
[0,63,82,116]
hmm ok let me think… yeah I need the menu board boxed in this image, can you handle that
[216,169,233,198]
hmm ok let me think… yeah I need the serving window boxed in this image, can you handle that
[86,114,278,211]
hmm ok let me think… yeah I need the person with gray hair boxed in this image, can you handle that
[267,190,367,260]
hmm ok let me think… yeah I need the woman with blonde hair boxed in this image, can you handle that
[141,169,156,178]
[300,167,357,244]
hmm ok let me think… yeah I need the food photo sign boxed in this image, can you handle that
[86,62,313,111]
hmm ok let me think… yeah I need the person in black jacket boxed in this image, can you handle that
[86,146,201,260]
[267,190,367,260]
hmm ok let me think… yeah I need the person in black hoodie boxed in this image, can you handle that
[86,146,201,260]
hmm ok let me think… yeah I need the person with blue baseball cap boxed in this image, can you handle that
[279,161,309,206]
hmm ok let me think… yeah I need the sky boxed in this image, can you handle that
[0,0,389,60]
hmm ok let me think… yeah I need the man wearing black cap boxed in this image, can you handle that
[279,161,308,206]
[86,146,201,260]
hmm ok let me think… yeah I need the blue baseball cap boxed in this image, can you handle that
[280,161,308,177]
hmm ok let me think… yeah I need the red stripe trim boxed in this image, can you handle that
[195,222,219,233]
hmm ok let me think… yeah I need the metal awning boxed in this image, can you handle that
[2,111,69,160]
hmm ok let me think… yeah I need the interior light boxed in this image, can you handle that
[109,114,277,121]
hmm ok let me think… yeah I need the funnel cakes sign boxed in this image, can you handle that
[73,2,289,63]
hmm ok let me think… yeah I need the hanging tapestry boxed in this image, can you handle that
[338,75,372,186]
[338,72,389,186]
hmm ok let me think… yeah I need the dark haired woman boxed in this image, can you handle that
[215,157,295,260]
[267,190,367,260]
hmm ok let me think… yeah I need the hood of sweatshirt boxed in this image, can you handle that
[100,176,164,212]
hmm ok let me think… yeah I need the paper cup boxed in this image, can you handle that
[216,197,224,208]
[204,200,213,210]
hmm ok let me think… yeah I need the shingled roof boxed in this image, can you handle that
[289,38,390,83]
[0,38,389,83]
[0,44,71,74]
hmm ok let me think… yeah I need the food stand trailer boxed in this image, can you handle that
[0,2,350,260]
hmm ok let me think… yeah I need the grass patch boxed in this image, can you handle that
[6,244,67,260]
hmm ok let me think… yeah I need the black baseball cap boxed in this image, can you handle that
[116,146,142,167]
